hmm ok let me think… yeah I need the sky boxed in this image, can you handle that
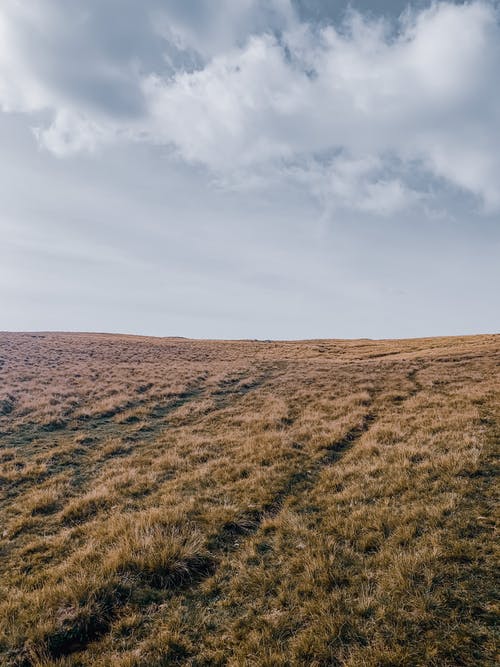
[0,0,499,340]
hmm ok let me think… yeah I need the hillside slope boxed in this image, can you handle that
[0,332,498,666]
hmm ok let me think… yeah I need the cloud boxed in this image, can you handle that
[300,155,422,216]
[1,1,499,212]
[32,109,111,156]
[153,0,296,59]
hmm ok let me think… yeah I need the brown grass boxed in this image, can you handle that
[0,331,498,666]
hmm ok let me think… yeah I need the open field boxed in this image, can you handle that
[0,332,498,666]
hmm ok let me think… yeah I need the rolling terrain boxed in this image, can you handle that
[0,332,498,666]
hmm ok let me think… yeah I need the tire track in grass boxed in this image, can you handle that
[123,406,384,666]
[0,366,277,511]
[207,410,378,555]
[173,366,426,662]
[10,369,281,663]
[185,365,424,590]
[20,364,424,663]
[28,402,377,663]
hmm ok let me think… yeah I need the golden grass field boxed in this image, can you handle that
[0,332,498,666]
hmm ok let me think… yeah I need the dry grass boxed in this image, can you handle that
[0,332,498,666]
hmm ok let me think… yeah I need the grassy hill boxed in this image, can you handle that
[0,332,498,666]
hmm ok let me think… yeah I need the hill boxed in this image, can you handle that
[0,332,498,666]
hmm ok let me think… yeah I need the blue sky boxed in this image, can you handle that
[0,1,498,339]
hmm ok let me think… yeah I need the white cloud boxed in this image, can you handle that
[142,34,303,168]
[286,154,422,217]
[0,1,499,212]
[33,109,110,156]
[323,157,420,216]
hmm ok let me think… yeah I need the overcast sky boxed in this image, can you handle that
[1,0,498,339]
